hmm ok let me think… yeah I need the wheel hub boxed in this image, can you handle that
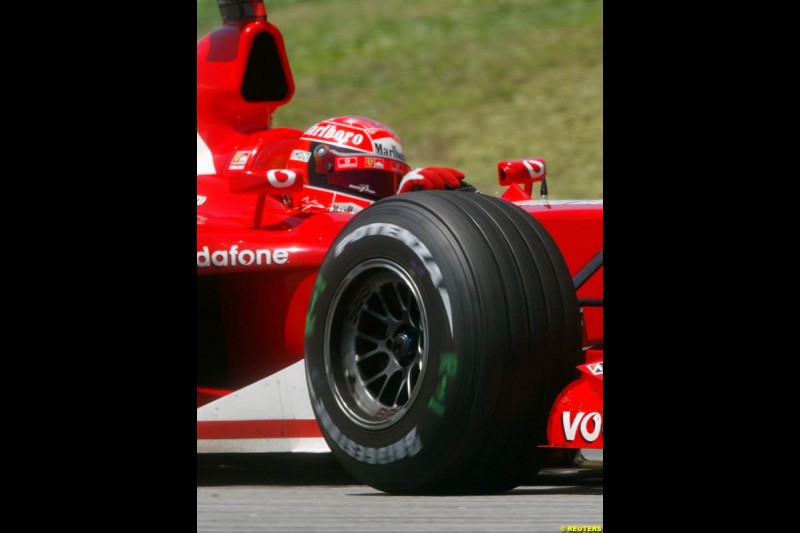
[390,331,417,366]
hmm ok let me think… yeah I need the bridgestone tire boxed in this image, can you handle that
[304,190,582,494]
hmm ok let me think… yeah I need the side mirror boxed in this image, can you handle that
[227,168,305,194]
[497,158,546,187]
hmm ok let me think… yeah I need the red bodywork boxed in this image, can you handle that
[197,1,602,453]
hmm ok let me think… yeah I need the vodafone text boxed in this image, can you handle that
[562,411,602,442]
[197,246,290,268]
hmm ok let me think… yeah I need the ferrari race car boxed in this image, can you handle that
[197,0,603,494]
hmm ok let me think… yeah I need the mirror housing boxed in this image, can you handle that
[227,168,304,194]
[497,158,546,187]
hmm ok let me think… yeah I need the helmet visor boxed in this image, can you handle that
[327,169,401,199]
[313,145,410,199]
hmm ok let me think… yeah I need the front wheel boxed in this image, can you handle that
[304,191,582,494]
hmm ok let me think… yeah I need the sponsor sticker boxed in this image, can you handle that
[331,202,365,214]
[586,362,603,375]
[522,158,545,179]
[290,149,311,162]
[229,150,252,170]
[366,157,385,169]
[266,169,299,189]
[336,156,359,169]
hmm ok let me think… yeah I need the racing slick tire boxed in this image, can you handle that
[304,190,582,494]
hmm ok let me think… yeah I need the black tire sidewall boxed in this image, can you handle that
[305,208,477,492]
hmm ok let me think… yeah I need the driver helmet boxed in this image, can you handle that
[285,116,411,200]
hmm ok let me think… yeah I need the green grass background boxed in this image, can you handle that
[197,0,602,198]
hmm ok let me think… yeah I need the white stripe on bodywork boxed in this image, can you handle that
[198,360,315,421]
[197,132,216,175]
[197,437,328,454]
[197,360,331,453]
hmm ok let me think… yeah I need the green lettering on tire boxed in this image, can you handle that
[428,352,457,416]
[305,275,326,338]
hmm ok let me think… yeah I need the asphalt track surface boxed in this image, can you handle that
[197,454,603,532]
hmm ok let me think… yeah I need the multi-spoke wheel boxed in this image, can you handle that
[305,191,582,494]
[327,260,428,430]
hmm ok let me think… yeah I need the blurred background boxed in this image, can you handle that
[197,0,602,198]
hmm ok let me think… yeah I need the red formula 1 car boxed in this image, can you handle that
[197,0,602,494]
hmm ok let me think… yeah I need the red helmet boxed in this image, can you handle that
[286,116,411,200]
